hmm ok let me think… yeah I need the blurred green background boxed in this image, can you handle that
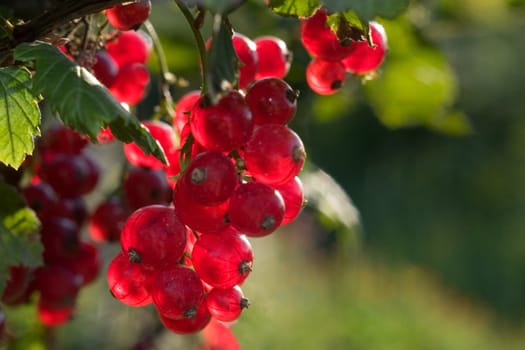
[7,0,525,349]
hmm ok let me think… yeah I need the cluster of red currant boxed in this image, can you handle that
[102,26,306,336]
[1,125,102,326]
[301,8,388,95]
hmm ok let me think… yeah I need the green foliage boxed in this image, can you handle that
[0,182,42,296]
[0,67,40,169]
[13,41,166,164]
[364,20,471,134]
[323,0,409,21]
[268,0,321,18]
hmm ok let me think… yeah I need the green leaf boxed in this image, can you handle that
[0,67,40,169]
[0,182,42,296]
[13,41,166,164]
[326,11,368,43]
[183,0,245,14]
[206,14,238,102]
[268,0,321,18]
[322,0,409,21]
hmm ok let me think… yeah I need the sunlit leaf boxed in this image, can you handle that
[0,67,40,169]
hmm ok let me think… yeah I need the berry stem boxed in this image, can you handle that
[174,0,208,94]
[142,19,176,125]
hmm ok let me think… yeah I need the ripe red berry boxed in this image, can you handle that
[301,8,356,61]
[275,176,305,225]
[106,0,152,31]
[2,266,35,305]
[37,298,75,327]
[124,120,177,170]
[232,33,258,90]
[191,228,253,289]
[342,21,388,74]
[181,151,237,206]
[34,265,82,307]
[245,77,297,125]
[120,205,187,269]
[109,62,150,105]
[150,265,205,320]
[254,36,291,79]
[39,124,88,155]
[206,285,249,322]
[22,182,59,220]
[106,30,151,67]
[174,90,200,133]
[124,166,172,211]
[306,58,346,95]
[92,50,118,87]
[191,91,254,153]
[242,124,306,186]
[228,181,285,237]
[68,242,101,286]
[89,197,129,242]
[159,300,211,334]
[40,217,80,264]
[107,252,153,307]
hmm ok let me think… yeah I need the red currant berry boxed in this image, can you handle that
[275,176,305,225]
[242,124,306,186]
[109,62,150,105]
[206,285,249,322]
[68,242,101,286]
[53,196,88,227]
[106,30,151,67]
[306,58,346,95]
[106,0,152,31]
[124,166,172,211]
[232,33,258,90]
[202,319,242,350]
[150,265,205,320]
[120,205,187,269]
[174,90,200,133]
[92,50,118,87]
[245,77,297,125]
[191,91,254,153]
[191,228,253,289]
[228,181,285,237]
[254,36,291,79]
[182,151,237,206]
[89,197,129,242]
[34,265,82,307]
[173,180,230,234]
[22,182,59,220]
[40,217,80,264]
[124,120,177,169]
[2,266,35,305]
[39,124,88,155]
[107,252,153,307]
[37,298,75,327]
[300,8,356,61]
[342,21,388,74]
[159,300,211,334]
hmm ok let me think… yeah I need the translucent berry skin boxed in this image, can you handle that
[242,124,306,186]
[342,21,388,74]
[173,180,230,234]
[89,197,129,242]
[191,228,253,289]
[2,266,34,305]
[306,58,346,95]
[159,300,211,334]
[92,50,118,87]
[254,36,291,79]
[106,31,150,67]
[68,242,101,286]
[245,77,297,125]
[120,205,187,270]
[39,152,99,197]
[124,120,176,170]
[150,266,205,320]
[107,252,153,307]
[202,318,243,350]
[22,182,58,220]
[228,182,285,237]
[109,63,150,105]
[37,298,75,327]
[40,217,80,264]
[232,33,258,90]
[275,176,305,225]
[182,151,237,206]
[191,91,254,153]
[174,90,200,133]
[106,0,151,31]
[124,166,172,211]
[206,285,249,322]
[301,8,356,61]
